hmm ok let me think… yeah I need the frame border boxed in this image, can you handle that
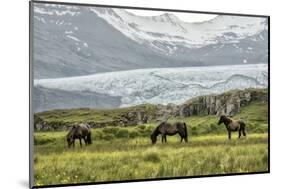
[29,1,34,188]
[29,1,270,188]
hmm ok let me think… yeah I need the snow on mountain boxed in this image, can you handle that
[34,64,268,110]
[92,8,267,50]
[33,3,268,79]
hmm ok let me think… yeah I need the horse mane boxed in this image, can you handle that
[226,116,233,123]
[66,125,77,138]
[221,115,233,126]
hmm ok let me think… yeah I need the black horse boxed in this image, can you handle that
[66,123,92,148]
[218,115,246,140]
[151,122,188,144]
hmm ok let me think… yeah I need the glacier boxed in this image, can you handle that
[34,64,268,108]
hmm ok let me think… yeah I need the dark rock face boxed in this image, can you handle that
[122,111,149,125]
[176,89,267,117]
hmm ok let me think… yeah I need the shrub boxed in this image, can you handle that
[208,123,221,134]
[34,136,54,145]
[210,123,218,130]
[138,125,146,130]
[191,126,198,135]
[101,133,114,140]
[129,130,140,138]
[93,130,104,140]
[116,129,129,138]
[143,125,154,135]
[102,127,119,135]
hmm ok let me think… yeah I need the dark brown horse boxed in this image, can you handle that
[151,122,188,144]
[218,115,246,140]
[66,123,92,148]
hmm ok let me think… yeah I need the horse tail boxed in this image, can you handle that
[87,131,92,145]
[183,122,188,141]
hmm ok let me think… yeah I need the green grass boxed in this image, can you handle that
[34,133,268,186]
[33,98,269,186]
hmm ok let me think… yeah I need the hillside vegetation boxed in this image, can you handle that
[33,88,268,186]
[34,88,268,131]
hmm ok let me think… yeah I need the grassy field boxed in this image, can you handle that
[33,101,269,186]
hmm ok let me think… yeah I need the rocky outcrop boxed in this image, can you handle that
[176,88,268,117]
[88,110,152,128]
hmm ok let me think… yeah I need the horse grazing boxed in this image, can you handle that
[66,123,92,148]
[218,115,246,140]
[151,122,188,144]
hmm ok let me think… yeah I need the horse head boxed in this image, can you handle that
[151,124,162,144]
[150,134,157,144]
[218,115,227,125]
[66,134,74,148]
[66,125,77,148]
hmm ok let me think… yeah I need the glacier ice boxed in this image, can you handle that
[34,64,268,108]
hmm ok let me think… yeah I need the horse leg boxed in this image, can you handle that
[228,131,231,140]
[238,129,242,139]
[161,134,164,143]
[83,137,87,146]
[242,128,247,137]
[178,131,187,143]
[72,140,75,148]
[79,138,82,148]
[180,133,185,143]
[184,135,188,143]
[178,132,183,143]
[164,135,167,143]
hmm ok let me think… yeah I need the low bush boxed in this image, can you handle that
[101,133,115,140]
[116,129,129,138]
[102,127,119,135]
[129,130,140,138]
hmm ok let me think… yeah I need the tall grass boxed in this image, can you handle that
[34,133,268,186]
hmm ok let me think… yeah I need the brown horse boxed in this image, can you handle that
[151,122,188,144]
[218,115,246,140]
[66,123,92,148]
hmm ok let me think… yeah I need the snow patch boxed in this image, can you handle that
[64,30,73,34]
[66,35,81,42]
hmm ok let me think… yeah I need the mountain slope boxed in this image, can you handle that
[33,4,200,79]
[93,8,266,47]
[33,3,268,79]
